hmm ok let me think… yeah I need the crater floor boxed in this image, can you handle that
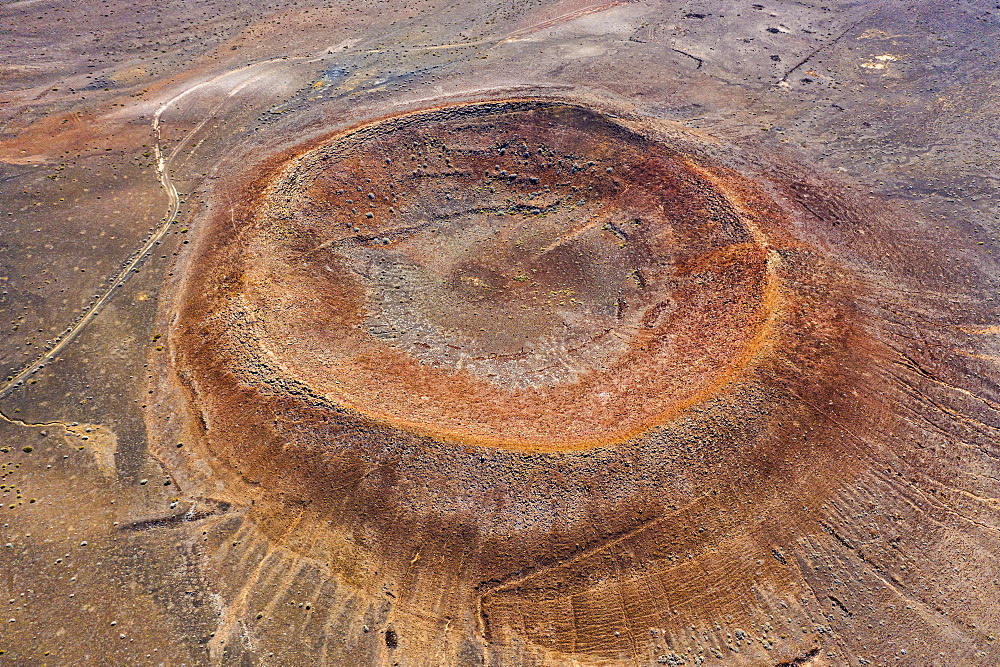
[218,102,777,448]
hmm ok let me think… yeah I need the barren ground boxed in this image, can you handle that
[1,0,999,665]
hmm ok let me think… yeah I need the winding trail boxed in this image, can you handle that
[0,57,314,403]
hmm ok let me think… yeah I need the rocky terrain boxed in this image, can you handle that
[1,0,999,665]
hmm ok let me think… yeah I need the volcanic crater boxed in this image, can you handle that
[189,101,785,449]
[155,100,889,662]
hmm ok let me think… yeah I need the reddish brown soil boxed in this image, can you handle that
[229,102,779,449]
[150,100,905,663]
[4,0,998,663]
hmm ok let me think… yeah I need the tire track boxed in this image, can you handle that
[0,57,315,401]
